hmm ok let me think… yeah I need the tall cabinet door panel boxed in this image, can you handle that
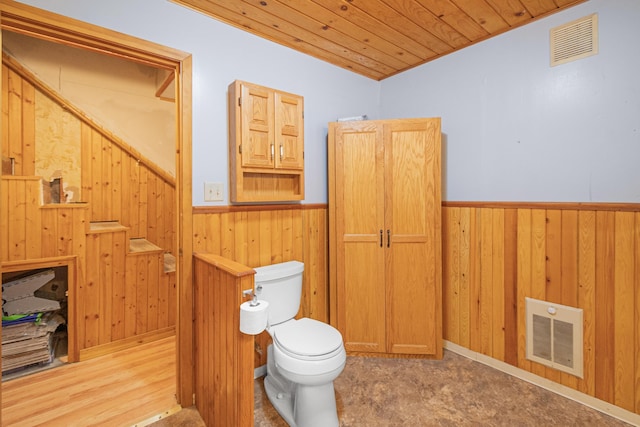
[384,120,441,355]
[333,122,386,353]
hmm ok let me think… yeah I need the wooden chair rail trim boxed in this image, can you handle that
[193,252,256,278]
[443,201,640,212]
[2,52,176,187]
[195,201,640,214]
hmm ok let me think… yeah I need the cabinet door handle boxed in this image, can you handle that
[379,230,383,247]
[280,144,284,161]
[270,144,274,160]
[387,229,390,247]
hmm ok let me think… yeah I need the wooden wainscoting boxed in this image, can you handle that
[193,201,640,418]
[442,202,640,416]
[193,253,254,427]
[193,204,328,368]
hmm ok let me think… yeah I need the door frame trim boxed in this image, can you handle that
[0,0,195,410]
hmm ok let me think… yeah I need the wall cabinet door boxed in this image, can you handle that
[238,83,274,169]
[229,80,305,203]
[328,118,442,358]
[274,91,304,170]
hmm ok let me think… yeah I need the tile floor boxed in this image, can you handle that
[157,350,633,426]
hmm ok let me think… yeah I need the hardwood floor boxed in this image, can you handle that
[2,336,178,426]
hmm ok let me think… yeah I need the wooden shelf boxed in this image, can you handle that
[88,221,128,233]
[129,238,163,255]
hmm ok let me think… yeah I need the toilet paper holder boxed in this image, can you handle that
[242,287,262,307]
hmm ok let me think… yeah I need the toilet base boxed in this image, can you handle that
[264,345,340,427]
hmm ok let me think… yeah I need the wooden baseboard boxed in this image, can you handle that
[79,327,175,361]
[443,340,640,426]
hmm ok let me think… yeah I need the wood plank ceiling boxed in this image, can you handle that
[172,0,587,80]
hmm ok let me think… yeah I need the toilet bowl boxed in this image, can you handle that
[255,261,345,427]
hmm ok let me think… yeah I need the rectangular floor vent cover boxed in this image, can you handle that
[550,13,598,66]
[526,297,583,378]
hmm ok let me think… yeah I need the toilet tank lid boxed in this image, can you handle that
[254,260,304,282]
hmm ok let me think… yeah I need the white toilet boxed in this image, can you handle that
[254,260,346,427]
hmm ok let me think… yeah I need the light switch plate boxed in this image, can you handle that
[204,182,223,201]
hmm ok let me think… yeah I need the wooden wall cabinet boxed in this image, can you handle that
[228,80,304,203]
[328,118,443,358]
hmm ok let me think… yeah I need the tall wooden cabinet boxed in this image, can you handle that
[328,118,442,358]
[228,80,304,203]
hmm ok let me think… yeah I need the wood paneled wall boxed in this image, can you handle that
[442,203,640,415]
[193,204,328,367]
[1,177,176,358]
[2,56,176,255]
[193,205,328,322]
[80,122,175,252]
[193,253,254,427]
[2,56,177,358]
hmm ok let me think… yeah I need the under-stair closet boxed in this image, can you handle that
[1,31,178,375]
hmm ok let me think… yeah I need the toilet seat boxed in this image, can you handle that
[273,318,343,361]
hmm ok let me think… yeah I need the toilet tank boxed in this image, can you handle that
[254,260,304,326]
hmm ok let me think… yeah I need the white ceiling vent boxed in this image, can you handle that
[550,14,598,66]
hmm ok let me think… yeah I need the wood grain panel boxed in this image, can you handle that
[478,208,493,356]
[595,211,615,403]
[193,254,254,427]
[503,208,518,366]
[459,208,471,349]
[491,209,505,362]
[613,212,635,411]
[442,207,460,344]
[577,210,596,396]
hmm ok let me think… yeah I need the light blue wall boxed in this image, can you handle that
[13,0,640,204]
[14,0,380,205]
[380,0,640,202]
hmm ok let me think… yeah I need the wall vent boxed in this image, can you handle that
[550,13,598,66]
[526,297,583,377]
